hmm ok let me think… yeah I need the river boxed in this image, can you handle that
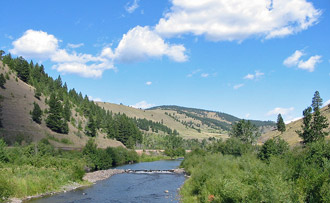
[28,159,185,203]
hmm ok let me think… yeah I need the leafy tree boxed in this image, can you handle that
[276,114,286,133]
[312,91,322,111]
[32,102,42,124]
[258,136,289,161]
[230,120,260,144]
[0,73,6,88]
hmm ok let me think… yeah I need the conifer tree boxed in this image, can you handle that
[312,91,322,111]
[276,114,286,133]
[46,93,68,134]
[85,116,97,137]
[0,73,6,88]
[63,100,71,122]
[297,91,329,144]
[32,102,42,124]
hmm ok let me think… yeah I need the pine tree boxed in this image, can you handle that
[297,91,329,144]
[0,73,6,88]
[230,120,260,144]
[312,91,323,111]
[63,100,71,122]
[85,116,97,137]
[46,93,66,133]
[276,114,286,133]
[32,102,42,124]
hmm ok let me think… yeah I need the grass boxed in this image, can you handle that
[138,153,170,162]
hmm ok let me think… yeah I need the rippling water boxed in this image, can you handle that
[28,160,185,203]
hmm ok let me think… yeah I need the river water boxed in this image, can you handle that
[28,159,185,203]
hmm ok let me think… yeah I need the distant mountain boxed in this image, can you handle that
[97,103,275,140]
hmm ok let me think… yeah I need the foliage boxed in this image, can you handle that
[277,113,286,133]
[297,91,329,144]
[258,136,289,161]
[0,73,6,88]
[181,139,330,202]
[31,102,42,124]
[85,116,97,137]
[229,119,260,144]
[46,93,68,134]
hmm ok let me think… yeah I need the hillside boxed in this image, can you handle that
[0,61,124,148]
[97,103,275,139]
[260,105,330,145]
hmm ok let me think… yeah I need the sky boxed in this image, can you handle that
[0,0,329,123]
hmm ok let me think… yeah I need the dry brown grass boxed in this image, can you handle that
[259,106,330,145]
[0,61,123,148]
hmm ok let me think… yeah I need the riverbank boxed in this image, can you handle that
[8,168,126,202]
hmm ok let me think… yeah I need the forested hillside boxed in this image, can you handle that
[0,52,141,148]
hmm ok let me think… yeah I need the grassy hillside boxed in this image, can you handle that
[259,105,330,145]
[97,103,275,139]
[0,61,124,148]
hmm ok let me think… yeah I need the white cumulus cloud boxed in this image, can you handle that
[132,101,155,109]
[267,107,294,116]
[112,26,187,63]
[88,96,102,102]
[10,30,59,59]
[284,50,322,72]
[155,0,321,41]
[10,29,115,78]
[146,81,152,85]
[201,73,209,78]
[298,55,322,72]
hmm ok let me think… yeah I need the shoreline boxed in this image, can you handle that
[9,169,125,203]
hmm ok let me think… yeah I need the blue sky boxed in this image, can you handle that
[0,0,329,123]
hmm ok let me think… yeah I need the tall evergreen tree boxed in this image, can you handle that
[85,116,97,137]
[312,91,323,111]
[32,102,42,124]
[276,114,286,133]
[46,93,68,134]
[297,91,329,144]
[0,73,6,88]
[63,100,71,122]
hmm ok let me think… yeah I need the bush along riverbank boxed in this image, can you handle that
[0,138,141,202]
[180,138,330,202]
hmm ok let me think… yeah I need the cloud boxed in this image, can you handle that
[125,0,139,13]
[298,55,322,72]
[233,83,244,90]
[155,0,321,41]
[266,107,294,116]
[146,81,152,85]
[201,73,209,78]
[112,26,187,63]
[283,50,304,67]
[4,34,13,40]
[244,70,264,80]
[10,30,59,59]
[67,43,84,49]
[132,101,155,109]
[245,113,250,118]
[88,96,102,102]
[284,50,322,72]
[10,29,115,78]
